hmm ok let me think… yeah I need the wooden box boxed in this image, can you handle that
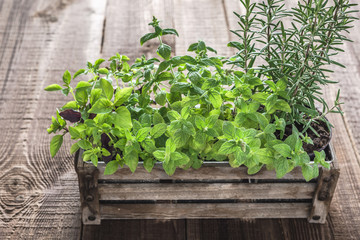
[75,144,339,234]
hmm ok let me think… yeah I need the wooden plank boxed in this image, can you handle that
[99,182,316,201]
[100,203,311,219]
[78,165,101,225]
[187,219,286,240]
[280,218,334,240]
[322,11,360,239]
[173,0,233,56]
[100,0,176,61]
[0,0,107,238]
[82,219,186,240]
[309,167,340,224]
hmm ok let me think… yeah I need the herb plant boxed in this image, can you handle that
[45,0,357,181]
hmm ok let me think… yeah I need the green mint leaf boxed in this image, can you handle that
[90,154,98,167]
[167,110,181,121]
[78,139,92,150]
[114,87,133,106]
[206,128,219,138]
[314,150,326,163]
[139,113,152,127]
[75,81,92,89]
[205,115,219,127]
[208,90,222,108]
[194,131,207,150]
[195,116,206,130]
[63,70,71,85]
[44,84,63,91]
[274,99,291,113]
[264,124,276,134]
[223,122,235,139]
[124,150,138,173]
[171,152,190,166]
[197,41,206,51]
[273,144,292,158]
[248,164,263,175]
[206,46,217,54]
[70,143,79,154]
[153,112,165,124]
[104,160,120,175]
[163,159,176,176]
[75,88,89,105]
[276,77,287,91]
[156,72,173,81]
[62,101,78,110]
[61,88,70,96]
[218,141,238,155]
[153,150,166,161]
[94,59,105,69]
[150,123,168,138]
[234,149,247,166]
[113,106,132,129]
[100,78,114,100]
[143,158,155,172]
[73,69,85,79]
[187,42,198,51]
[142,139,157,153]
[162,28,179,36]
[69,126,81,139]
[90,89,102,105]
[88,98,112,114]
[181,55,197,65]
[173,130,190,148]
[102,148,111,157]
[98,68,109,75]
[285,133,298,150]
[136,127,150,142]
[181,107,190,120]
[155,61,170,76]
[302,164,319,182]
[157,43,172,60]
[252,92,269,104]
[50,135,63,157]
[253,148,273,164]
[155,25,162,36]
[274,157,289,178]
[155,91,167,106]
[140,32,158,46]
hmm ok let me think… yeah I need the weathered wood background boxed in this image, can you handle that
[0,0,359,239]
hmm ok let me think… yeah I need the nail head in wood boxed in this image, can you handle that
[86,195,94,202]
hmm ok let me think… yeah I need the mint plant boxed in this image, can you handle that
[46,0,357,182]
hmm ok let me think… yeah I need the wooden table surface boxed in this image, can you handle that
[0,0,359,239]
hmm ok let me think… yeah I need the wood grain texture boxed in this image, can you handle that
[82,219,186,240]
[0,0,360,239]
[99,182,316,201]
[0,0,107,238]
[100,203,311,219]
[186,219,284,240]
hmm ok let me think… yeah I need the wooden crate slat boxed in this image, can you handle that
[99,183,316,201]
[100,203,311,219]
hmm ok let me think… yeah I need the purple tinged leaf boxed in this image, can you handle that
[59,109,81,123]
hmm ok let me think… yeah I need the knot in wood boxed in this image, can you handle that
[0,168,41,220]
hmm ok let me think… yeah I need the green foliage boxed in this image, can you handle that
[46,6,357,180]
[228,0,356,131]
